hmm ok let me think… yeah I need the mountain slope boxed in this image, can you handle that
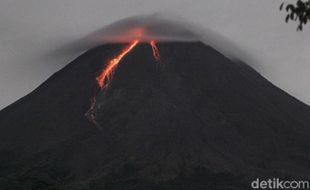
[0,42,309,189]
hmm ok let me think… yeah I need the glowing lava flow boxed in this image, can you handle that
[86,40,162,127]
[150,40,161,63]
[96,40,139,89]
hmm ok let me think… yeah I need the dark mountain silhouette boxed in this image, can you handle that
[0,42,309,189]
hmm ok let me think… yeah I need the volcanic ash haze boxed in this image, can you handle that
[63,14,255,67]
[0,16,310,190]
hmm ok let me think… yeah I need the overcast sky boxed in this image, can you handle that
[0,0,310,110]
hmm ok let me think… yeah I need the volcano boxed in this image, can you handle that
[0,42,310,190]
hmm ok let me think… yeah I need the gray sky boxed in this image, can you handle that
[0,0,310,110]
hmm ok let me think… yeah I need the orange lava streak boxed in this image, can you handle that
[150,40,161,63]
[96,40,139,89]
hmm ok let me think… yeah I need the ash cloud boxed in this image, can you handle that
[52,13,259,70]
[84,14,200,43]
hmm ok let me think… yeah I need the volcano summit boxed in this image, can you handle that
[0,41,310,189]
